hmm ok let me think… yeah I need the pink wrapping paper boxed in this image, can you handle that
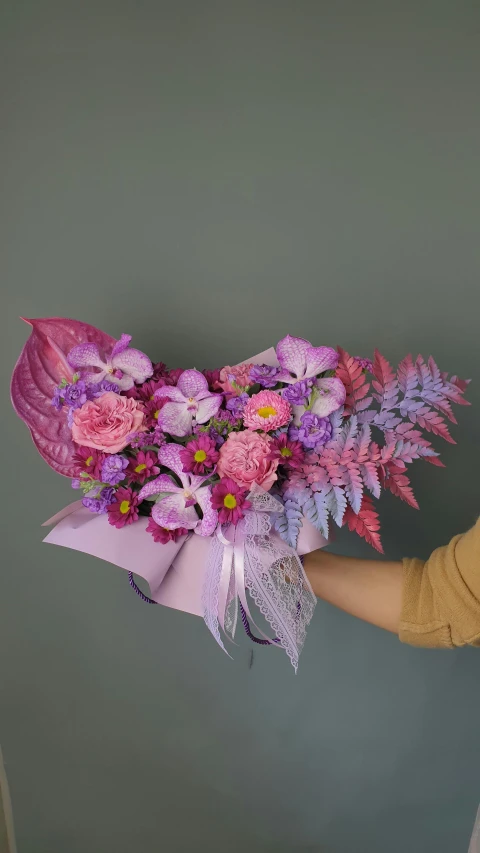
[42,346,327,618]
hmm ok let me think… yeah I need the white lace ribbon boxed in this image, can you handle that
[201,485,317,670]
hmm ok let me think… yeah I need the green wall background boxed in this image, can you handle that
[1,2,479,851]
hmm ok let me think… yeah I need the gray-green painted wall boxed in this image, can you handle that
[1,3,479,851]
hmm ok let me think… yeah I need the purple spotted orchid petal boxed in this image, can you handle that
[151,493,200,530]
[195,394,222,424]
[138,474,182,502]
[68,334,152,389]
[158,443,188,482]
[157,402,193,437]
[195,486,218,536]
[276,335,339,383]
[177,369,208,398]
[111,345,153,384]
[110,334,132,359]
[68,342,106,371]
[154,386,185,403]
[310,378,346,417]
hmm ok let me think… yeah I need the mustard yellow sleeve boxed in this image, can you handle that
[399,518,480,648]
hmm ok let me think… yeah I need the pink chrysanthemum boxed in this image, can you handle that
[242,390,292,432]
[146,517,188,544]
[210,478,251,525]
[107,487,140,528]
[127,450,160,484]
[73,444,105,480]
[269,433,305,468]
[180,435,219,475]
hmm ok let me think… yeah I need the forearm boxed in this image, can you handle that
[303,549,404,634]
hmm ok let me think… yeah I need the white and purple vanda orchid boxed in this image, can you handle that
[67,334,153,392]
[276,334,346,421]
[138,443,218,536]
[154,369,222,437]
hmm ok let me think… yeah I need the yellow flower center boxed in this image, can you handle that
[194,449,207,463]
[120,500,131,514]
[224,494,237,509]
[86,456,93,467]
[150,395,155,400]
[280,447,292,457]
[154,410,160,419]
[257,406,277,419]
[135,463,147,473]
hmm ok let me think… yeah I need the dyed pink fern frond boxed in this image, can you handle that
[381,461,419,509]
[336,348,372,417]
[372,350,399,413]
[344,495,383,553]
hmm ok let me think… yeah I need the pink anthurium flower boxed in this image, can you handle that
[138,443,218,535]
[67,334,153,391]
[154,369,222,437]
[275,335,339,384]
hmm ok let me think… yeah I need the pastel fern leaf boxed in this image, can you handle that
[336,347,372,417]
[344,495,384,553]
[274,497,303,549]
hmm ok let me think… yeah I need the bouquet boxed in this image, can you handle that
[11,318,470,669]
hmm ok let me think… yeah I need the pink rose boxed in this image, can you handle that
[72,392,146,454]
[215,363,254,396]
[217,430,279,491]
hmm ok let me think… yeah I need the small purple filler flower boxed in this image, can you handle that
[289,412,332,449]
[101,454,129,485]
[249,364,280,388]
[282,379,313,407]
[226,392,249,417]
[63,380,88,409]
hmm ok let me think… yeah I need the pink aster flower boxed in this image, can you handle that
[242,390,292,432]
[180,435,219,475]
[217,430,278,491]
[211,478,251,525]
[214,363,254,396]
[73,445,105,480]
[127,450,160,484]
[269,433,305,468]
[138,443,218,535]
[154,369,222,437]
[275,335,339,384]
[146,517,188,544]
[107,487,140,528]
[68,333,153,392]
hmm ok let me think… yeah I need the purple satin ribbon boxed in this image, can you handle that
[128,571,278,645]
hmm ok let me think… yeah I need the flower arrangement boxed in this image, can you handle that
[11,318,471,669]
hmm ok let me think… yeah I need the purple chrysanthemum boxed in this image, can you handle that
[180,434,219,475]
[126,450,161,484]
[211,478,251,525]
[101,454,129,485]
[289,412,332,449]
[146,518,189,544]
[107,487,140,528]
[282,379,313,407]
[249,364,281,388]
